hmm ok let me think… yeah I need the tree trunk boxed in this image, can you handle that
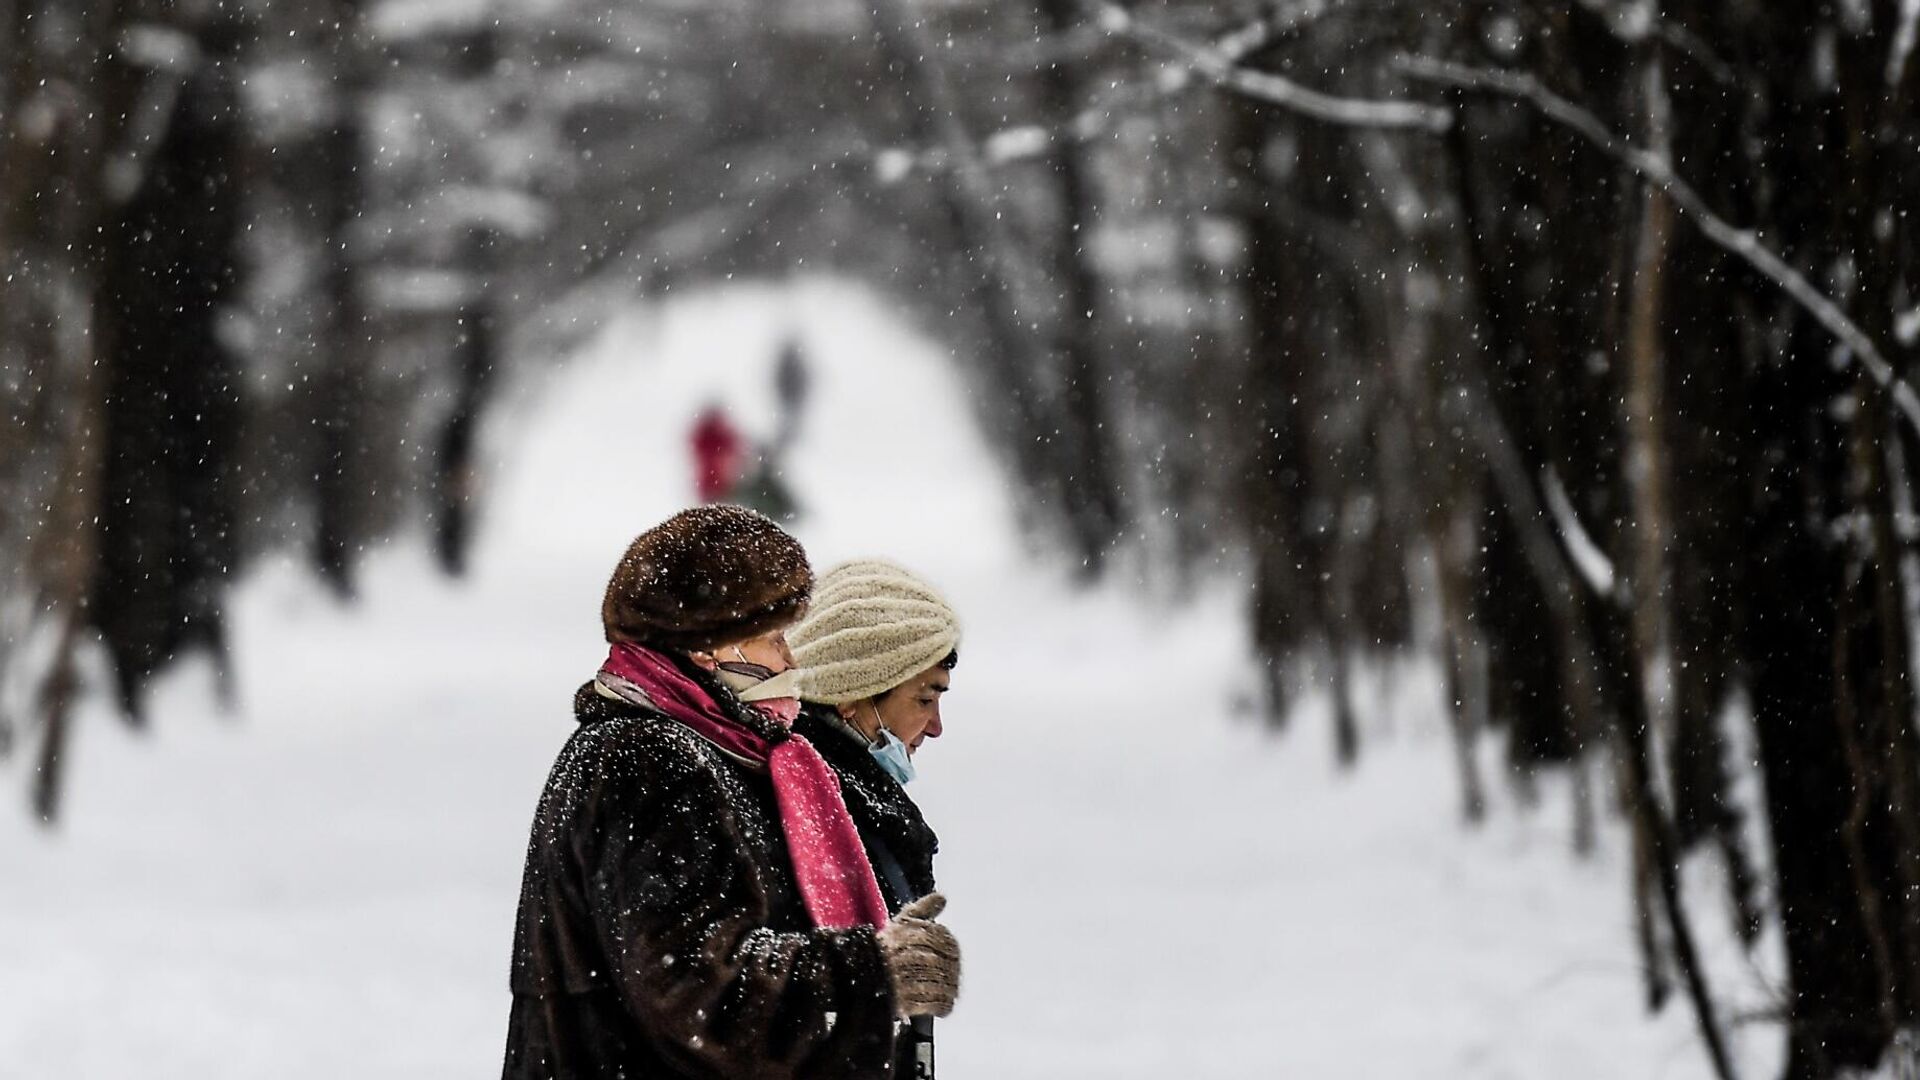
[434,295,496,577]
[1743,325,1897,1076]
[18,0,143,820]
[1034,0,1126,574]
[1229,88,1325,723]
[312,1,373,596]
[92,23,245,716]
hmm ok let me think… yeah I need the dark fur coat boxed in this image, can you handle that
[502,663,897,1080]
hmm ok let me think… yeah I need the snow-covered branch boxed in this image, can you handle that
[876,9,1314,183]
[1893,0,1920,91]
[1450,382,1592,615]
[1094,3,1452,133]
[873,75,1155,183]
[104,25,203,206]
[1193,1,1336,67]
[1543,467,1617,599]
[1400,55,1920,440]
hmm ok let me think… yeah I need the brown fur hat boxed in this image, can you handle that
[602,505,813,652]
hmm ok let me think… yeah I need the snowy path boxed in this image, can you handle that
[1,282,1771,1078]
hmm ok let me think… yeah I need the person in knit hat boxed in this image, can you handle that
[788,557,961,903]
[503,508,961,1080]
[790,558,962,754]
[787,558,963,1078]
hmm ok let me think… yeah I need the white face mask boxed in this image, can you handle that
[713,652,802,719]
[732,667,802,703]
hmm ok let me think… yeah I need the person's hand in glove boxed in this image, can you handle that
[879,892,961,1018]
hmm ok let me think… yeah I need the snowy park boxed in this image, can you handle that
[4,284,1781,1078]
[7,3,1920,1078]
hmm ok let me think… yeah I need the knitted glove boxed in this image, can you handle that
[879,892,961,1018]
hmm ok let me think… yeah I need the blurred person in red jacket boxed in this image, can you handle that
[690,403,746,503]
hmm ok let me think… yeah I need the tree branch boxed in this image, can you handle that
[1095,3,1452,132]
[1399,55,1920,440]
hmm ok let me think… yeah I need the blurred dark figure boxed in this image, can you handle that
[734,342,811,523]
[690,404,748,503]
[771,336,812,455]
[734,458,800,524]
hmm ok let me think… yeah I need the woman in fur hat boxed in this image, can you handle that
[503,507,960,1080]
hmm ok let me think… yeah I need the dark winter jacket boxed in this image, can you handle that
[792,705,939,917]
[502,663,898,1080]
[792,705,941,1078]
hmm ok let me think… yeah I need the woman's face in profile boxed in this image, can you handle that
[873,664,951,756]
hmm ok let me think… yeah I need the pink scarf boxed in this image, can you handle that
[598,643,890,932]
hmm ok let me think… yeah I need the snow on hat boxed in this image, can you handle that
[602,505,813,652]
[789,558,960,705]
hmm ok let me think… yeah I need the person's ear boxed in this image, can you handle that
[835,701,860,722]
[687,650,719,671]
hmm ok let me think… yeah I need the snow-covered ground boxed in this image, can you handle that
[1,280,1782,1078]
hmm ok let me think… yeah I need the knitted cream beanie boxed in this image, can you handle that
[789,559,960,705]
